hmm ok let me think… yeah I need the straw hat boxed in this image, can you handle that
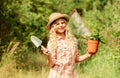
[47,12,69,30]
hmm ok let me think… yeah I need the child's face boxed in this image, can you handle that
[53,18,67,34]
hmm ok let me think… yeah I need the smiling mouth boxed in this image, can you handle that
[58,28,65,30]
[58,26,65,29]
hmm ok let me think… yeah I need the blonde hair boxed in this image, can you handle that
[48,23,77,53]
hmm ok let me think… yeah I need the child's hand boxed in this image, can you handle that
[86,51,93,57]
[41,46,50,56]
[86,48,94,57]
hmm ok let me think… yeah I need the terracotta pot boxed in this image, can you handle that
[87,40,99,54]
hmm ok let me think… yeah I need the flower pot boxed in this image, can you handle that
[87,40,99,54]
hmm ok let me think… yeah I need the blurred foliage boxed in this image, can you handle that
[0,0,120,77]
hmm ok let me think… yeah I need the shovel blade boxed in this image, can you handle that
[31,36,42,48]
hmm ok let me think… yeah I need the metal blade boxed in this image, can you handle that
[31,36,42,48]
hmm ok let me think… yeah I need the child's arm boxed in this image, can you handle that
[75,51,92,63]
[41,46,55,67]
[47,53,55,67]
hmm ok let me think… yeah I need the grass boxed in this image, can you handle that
[0,41,49,78]
[76,46,119,78]
[0,50,49,78]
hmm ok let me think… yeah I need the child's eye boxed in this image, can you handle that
[56,23,59,25]
[62,22,65,24]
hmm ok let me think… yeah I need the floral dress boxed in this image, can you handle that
[47,37,80,78]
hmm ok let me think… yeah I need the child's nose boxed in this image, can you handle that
[59,23,62,27]
[60,23,65,27]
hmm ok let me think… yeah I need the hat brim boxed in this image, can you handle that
[47,14,69,30]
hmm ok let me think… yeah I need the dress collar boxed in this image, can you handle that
[57,36,65,40]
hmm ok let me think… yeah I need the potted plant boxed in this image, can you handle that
[87,30,104,54]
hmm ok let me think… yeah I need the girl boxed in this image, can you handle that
[41,13,93,78]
